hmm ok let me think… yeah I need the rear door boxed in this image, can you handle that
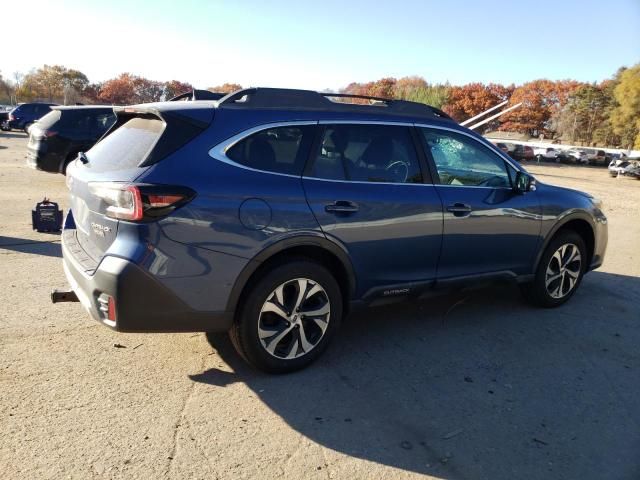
[418,126,541,279]
[303,123,443,298]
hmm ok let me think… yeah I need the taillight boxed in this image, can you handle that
[9,114,14,120]
[43,130,58,138]
[88,183,195,221]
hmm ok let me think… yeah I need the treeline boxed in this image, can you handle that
[342,67,640,149]
[1,64,638,148]
[0,66,240,106]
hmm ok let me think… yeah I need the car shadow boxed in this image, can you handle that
[196,271,640,479]
[0,235,62,258]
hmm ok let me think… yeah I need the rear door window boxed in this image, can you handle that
[86,117,164,171]
[225,125,315,175]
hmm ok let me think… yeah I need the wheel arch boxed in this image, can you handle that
[226,235,356,315]
[534,213,595,272]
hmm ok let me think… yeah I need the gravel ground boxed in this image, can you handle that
[1,131,639,480]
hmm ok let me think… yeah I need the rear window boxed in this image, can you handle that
[59,110,116,132]
[86,117,164,171]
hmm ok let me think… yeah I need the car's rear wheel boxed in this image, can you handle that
[521,230,586,307]
[230,259,343,373]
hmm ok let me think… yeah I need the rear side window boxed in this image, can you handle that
[309,124,422,184]
[226,125,314,175]
[87,117,164,171]
[60,110,116,132]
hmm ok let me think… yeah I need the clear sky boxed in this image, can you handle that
[3,0,639,90]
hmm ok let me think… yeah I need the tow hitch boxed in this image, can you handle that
[51,289,79,303]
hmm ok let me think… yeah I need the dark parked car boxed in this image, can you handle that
[0,105,14,127]
[54,88,608,373]
[497,142,534,162]
[27,106,116,174]
[2,102,57,132]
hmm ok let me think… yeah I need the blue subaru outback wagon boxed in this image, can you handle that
[55,88,608,372]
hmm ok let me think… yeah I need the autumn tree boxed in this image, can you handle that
[392,76,450,108]
[499,80,581,137]
[18,65,89,104]
[554,83,611,144]
[132,77,164,103]
[610,64,640,149]
[82,83,103,104]
[98,73,137,104]
[208,83,242,94]
[443,82,513,123]
[0,71,15,104]
[164,80,193,99]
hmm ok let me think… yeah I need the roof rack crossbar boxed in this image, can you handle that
[217,87,453,121]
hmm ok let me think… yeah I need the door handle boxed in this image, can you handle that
[325,201,359,214]
[446,203,472,217]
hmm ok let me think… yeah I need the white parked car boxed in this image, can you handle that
[534,147,560,161]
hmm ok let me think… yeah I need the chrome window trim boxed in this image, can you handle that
[318,120,414,127]
[208,120,318,179]
[208,119,523,189]
[301,176,435,187]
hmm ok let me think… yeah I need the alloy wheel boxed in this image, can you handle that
[258,278,331,359]
[545,243,582,299]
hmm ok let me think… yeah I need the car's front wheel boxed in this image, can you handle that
[521,230,587,307]
[230,259,343,373]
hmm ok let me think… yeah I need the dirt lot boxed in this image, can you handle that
[1,130,639,480]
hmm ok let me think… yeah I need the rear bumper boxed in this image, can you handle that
[26,146,62,173]
[61,230,234,333]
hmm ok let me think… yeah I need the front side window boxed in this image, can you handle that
[226,125,314,175]
[309,124,422,184]
[420,128,511,188]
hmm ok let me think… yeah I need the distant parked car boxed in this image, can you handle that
[558,149,588,164]
[534,147,560,161]
[584,149,608,166]
[608,160,631,177]
[2,102,57,132]
[0,105,14,128]
[499,143,535,162]
[26,106,116,174]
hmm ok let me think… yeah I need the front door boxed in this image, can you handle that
[418,127,541,280]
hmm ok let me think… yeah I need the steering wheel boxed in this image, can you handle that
[386,161,409,183]
[477,175,508,187]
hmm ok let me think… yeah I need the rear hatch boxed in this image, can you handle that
[66,105,213,264]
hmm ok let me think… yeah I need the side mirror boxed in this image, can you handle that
[514,171,535,193]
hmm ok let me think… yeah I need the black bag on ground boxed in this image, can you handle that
[32,198,62,232]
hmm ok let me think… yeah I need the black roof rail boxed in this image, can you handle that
[217,88,453,121]
[169,89,226,102]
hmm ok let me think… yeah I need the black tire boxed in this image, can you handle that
[521,230,587,308]
[229,259,343,373]
[62,152,79,175]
